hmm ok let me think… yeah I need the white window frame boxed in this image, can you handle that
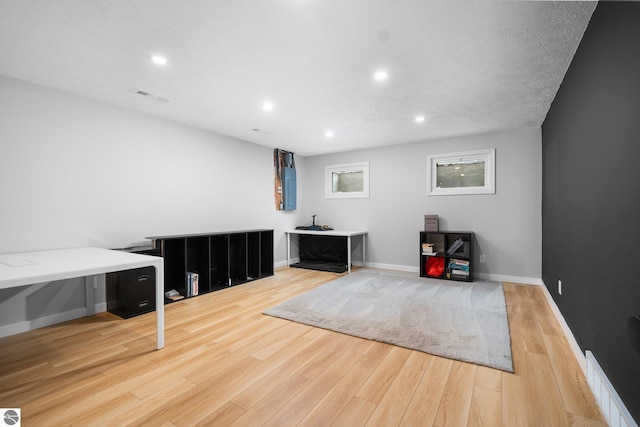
[426,149,495,196]
[325,161,370,199]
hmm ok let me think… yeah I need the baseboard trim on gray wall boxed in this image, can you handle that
[476,272,543,286]
[538,279,586,373]
[364,262,418,273]
[0,307,88,339]
[364,263,542,286]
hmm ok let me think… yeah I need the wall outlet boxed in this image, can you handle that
[479,254,486,263]
[558,280,562,295]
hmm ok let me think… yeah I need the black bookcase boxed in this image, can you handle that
[148,229,274,303]
[419,231,474,282]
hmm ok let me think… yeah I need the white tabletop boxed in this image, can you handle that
[0,247,162,289]
[0,246,165,349]
[285,229,368,237]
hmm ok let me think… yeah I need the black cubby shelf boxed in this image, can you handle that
[146,229,274,303]
[419,231,474,282]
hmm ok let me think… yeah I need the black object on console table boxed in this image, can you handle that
[146,229,274,303]
[292,234,348,273]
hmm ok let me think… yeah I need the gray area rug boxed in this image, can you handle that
[263,269,513,372]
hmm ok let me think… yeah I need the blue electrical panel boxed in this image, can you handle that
[283,166,297,210]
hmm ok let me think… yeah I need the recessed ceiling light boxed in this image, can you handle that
[325,131,334,138]
[373,70,388,81]
[415,115,426,123]
[262,101,275,112]
[150,55,167,66]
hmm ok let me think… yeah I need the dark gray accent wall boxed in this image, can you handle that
[542,2,640,421]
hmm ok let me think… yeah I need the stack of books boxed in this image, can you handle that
[421,243,437,255]
[186,271,199,297]
[447,259,470,277]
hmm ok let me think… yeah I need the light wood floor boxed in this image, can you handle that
[0,267,606,426]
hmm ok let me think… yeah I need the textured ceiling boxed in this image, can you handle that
[0,0,595,156]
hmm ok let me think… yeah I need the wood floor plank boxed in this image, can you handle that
[434,362,477,427]
[523,351,571,426]
[294,332,360,380]
[194,402,246,427]
[365,365,423,427]
[356,345,413,404]
[229,328,331,410]
[543,333,604,420]
[399,356,452,427]
[467,386,501,427]
[0,269,606,427]
[106,378,197,427]
[474,365,502,393]
[229,374,311,426]
[332,396,377,427]
[297,342,392,426]
[262,349,364,427]
[502,371,536,427]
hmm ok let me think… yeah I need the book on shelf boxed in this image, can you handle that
[446,238,464,255]
[422,252,438,256]
[448,259,469,276]
[446,240,469,257]
[186,271,199,297]
[450,270,470,276]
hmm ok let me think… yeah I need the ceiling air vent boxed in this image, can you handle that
[128,87,171,102]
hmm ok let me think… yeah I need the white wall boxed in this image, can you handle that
[302,128,542,283]
[0,75,305,254]
[0,75,305,334]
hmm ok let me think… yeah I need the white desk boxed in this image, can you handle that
[0,247,165,349]
[285,230,368,273]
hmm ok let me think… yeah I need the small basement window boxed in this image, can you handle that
[325,162,370,199]
[427,149,495,196]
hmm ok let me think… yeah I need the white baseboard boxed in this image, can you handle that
[538,279,586,373]
[476,272,544,286]
[363,263,543,286]
[363,262,418,273]
[274,260,290,269]
[0,303,107,339]
[0,307,88,339]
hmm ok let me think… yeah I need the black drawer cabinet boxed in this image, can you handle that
[107,266,156,318]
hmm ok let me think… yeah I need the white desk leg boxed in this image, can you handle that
[84,275,97,316]
[155,264,165,350]
[347,236,352,273]
[362,234,366,268]
[286,233,291,267]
